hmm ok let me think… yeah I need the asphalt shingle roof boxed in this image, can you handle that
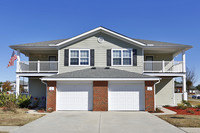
[9,39,68,47]
[43,67,158,79]
[9,37,191,48]
[132,38,192,47]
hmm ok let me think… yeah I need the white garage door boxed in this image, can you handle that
[108,81,145,111]
[57,81,93,111]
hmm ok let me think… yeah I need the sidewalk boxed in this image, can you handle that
[180,127,200,133]
[0,126,20,132]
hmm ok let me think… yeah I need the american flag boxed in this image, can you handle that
[7,51,17,68]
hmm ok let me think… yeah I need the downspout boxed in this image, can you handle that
[154,79,161,110]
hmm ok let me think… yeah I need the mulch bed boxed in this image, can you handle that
[165,106,200,115]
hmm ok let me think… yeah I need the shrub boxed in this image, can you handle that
[0,93,17,107]
[17,95,31,108]
[0,93,31,109]
[3,101,18,113]
[182,100,192,107]
[186,109,194,114]
[195,104,200,109]
[177,103,187,110]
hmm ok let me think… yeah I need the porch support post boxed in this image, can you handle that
[182,74,187,101]
[16,50,20,72]
[182,50,186,73]
[16,74,20,96]
[162,60,165,72]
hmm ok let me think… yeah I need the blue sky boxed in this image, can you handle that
[0,0,199,85]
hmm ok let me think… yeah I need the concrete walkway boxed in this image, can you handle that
[11,111,184,133]
[0,126,20,132]
[181,127,200,133]
[152,106,177,115]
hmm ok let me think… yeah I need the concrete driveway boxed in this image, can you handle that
[11,111,184,133]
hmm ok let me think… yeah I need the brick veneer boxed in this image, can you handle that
[93,81,108,111]
[145,81,155,112]
[46,81,56,112]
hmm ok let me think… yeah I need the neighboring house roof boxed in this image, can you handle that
[9,27,192,50]
[175,83,197,90]
[41,67,160,81]
[175,83,183,88]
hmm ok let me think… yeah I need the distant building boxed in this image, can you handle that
[0,80,28,93]
[174,82,199,94]
[175,83,183,93]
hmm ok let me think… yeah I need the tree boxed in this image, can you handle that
[186,67,197,92]
[20,85,25,93]
[196,84,200,91]
[2,81,12,92]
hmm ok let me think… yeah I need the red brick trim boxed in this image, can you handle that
[93,81,108,111]
[145,81,155,112]
[46,81,56,112]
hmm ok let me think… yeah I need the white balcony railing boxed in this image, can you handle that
[17,61,58,73]
[144,61,184,73]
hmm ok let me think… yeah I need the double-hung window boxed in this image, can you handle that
[69,49,90,66]
[112,49,132,66]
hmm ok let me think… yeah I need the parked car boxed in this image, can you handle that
[192,95,197,99]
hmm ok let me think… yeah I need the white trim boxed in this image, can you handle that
[144,73,186,77]
[69,49,90,66]
[111,48,133,66]
[173,78,175,105]
[16,73,57,77]
[56,27,146,47]
[41,78,160,81]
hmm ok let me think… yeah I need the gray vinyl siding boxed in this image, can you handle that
[29,78,46,98]
[29,53,58,61]
[155,78,175,106]
[144,54,173,61]
[59,33,143,73]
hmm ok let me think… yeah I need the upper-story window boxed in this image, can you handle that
[112,49,132,66]
[69,49,90,66]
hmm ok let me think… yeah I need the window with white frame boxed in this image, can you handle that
[69,49,90,66]
[112,49,132,66]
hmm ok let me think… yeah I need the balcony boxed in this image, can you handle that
[17,61,58,73]
[144,61,184,73]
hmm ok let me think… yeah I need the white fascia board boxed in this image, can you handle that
[56,27,146,47]
[144,73,186,77]
[41,78,160,81]
[16,73,57,77]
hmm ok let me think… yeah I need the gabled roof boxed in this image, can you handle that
[41,67,160,81]
[56,27,146,48]
[9,26,192,50]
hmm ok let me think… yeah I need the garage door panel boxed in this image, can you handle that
[57,82,93,111]
[108,82,145,111]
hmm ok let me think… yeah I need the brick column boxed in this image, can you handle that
[46,81,56,112]
[145,81,155,112]
[93,81,108,111]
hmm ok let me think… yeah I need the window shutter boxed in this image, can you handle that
[90,49,95,66]
[107,49,111,66]
[64,49,69,66]
[133,49,137,66]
